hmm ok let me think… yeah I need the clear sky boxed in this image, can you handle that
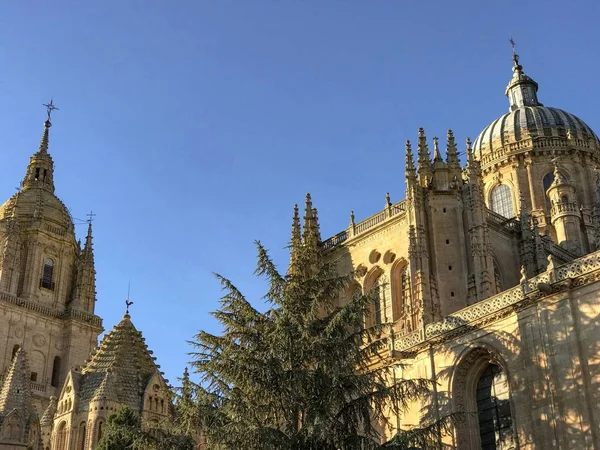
[1,1,599,385]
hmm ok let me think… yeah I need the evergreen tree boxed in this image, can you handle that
[96,405,194,450]
[189,196,449,450]
[95,406,150,450]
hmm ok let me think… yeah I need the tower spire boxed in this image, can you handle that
[21,103,58,193]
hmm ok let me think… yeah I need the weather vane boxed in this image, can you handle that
[43,98,59,122]
[125,282,133,314]
[86,210,96,225]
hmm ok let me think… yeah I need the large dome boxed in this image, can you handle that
[473,106,599,157]
[472,52,600,163]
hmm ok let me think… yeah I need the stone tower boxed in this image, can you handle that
[0,115,103,415]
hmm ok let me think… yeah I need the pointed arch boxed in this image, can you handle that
[364,266,386,327]
[76,421,86,450]
[451,346,517,449]
[490,184,515,218]
[390,258,409,322]
[51,356,61,387]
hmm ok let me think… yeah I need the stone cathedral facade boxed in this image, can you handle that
[0,118,170,449]
[1,48,600,450]
[315,51,600,449]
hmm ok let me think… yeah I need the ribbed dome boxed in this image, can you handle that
[0,190,74,233]
[473,106,600,156]
[472,51,600,161]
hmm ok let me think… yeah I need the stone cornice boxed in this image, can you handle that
[0,290,102,329]
[392,250,600,357]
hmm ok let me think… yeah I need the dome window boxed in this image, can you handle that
[490,184,515,218]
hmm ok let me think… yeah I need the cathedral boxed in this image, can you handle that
[0,112,170,449]
[314,49,600,448]
[1,46,600,449]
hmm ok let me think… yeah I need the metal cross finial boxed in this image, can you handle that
[509,37,519,65]
[509,37,517,55]
[86,210,96,225]
[42,99,59,122]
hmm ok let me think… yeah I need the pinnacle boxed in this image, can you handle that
[0,347,33,414]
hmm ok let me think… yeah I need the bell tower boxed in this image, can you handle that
[0,103,103,414]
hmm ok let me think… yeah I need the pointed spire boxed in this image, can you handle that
[21,120,56,193]
[302,194,322,257]
[405,139,417,181]
[288,204,302,275]
[0,348,33,414]
[40,396,57,428]
[432,137,442,162]
[417,128,432,186]
[181,367,192,402]
[446,129,461,169]
[71,221,97,312]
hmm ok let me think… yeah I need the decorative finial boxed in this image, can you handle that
[86,210,96,225]
[509,37,520,65]
[125,282,133,314]
[42,99,58,125]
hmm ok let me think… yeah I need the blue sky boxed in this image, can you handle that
[1,1,599,385]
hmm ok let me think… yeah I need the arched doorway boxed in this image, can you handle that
[452,348,517,449]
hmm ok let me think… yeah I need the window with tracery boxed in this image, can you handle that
[476,364,515,449]
[490,185,514,218]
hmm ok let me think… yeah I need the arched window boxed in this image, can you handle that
[371,275,384,326]
[51,356,61,387]
[40,258,55,290]
[77,422,86,450]
[97,421,104,444]
[490,185,514,218]
[55,422,67,450]
[476,364,515,449]
[390,261,410,322]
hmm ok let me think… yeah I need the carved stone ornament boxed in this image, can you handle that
[33,334,46,347]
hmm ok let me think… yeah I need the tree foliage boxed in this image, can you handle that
[187,200,448,449]
[96,405,194,450]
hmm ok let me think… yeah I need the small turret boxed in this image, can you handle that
[546,160,584,255]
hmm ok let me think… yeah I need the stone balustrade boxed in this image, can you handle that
[550,201,580,217]
[322,200,407,250]
[0,290,102,327]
